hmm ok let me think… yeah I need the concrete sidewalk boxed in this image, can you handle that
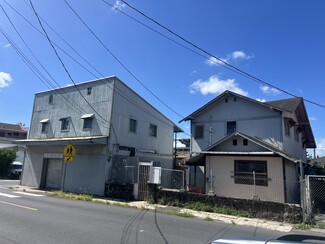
[8,184,294,232]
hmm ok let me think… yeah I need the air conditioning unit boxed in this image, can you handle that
[149,166,161,184]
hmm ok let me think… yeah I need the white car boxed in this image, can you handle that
[8,161,23,179]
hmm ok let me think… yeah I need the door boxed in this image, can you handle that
[45,159,63,190]
[138,163,152,201]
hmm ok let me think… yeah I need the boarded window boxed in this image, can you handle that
[234,160,268,186]
[194,125,204,139]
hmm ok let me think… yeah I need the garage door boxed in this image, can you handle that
[45,159,63,189]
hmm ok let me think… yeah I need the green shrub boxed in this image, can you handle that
[0,148,17,177]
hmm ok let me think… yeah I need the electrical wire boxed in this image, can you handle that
[28,0,119,143]
[64,0,185,119]
[120,0,325,109]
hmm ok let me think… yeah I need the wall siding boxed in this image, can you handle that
[191,95,282,152]
[206,155,285,203]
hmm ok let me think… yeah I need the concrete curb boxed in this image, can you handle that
[8,185,294,232]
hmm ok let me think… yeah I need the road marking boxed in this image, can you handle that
[13,191,44,197]
[0,192,21,198]
[0,200,38,211]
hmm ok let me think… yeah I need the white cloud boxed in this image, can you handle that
[205,50,253,66]
[230,51,253,60]
[4,43,11,48]
[309,116,317,121]
[256,98,266,102]
[260,85,281,95]
[111,1,126,12]
[189,75,248,96]
[205,57,226,66]
[315,138,325,157]
[0,72,12,89]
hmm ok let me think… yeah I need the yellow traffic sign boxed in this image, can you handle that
[64,143,76,157]
[64,156,74,162]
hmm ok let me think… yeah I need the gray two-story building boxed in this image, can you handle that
[19,76,182,199]
[181,90,316,203]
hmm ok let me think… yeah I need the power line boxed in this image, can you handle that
[64,0,185,119]
[28,0,119,143]
[3,0,184,135]
[120,0,325,109]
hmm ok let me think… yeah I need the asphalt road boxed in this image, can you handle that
[0,180,324,244]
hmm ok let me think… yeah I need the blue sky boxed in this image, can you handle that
[0,0,324,155]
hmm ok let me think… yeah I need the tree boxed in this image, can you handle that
[0,148,17,177]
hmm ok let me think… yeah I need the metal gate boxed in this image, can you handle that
[138,163,152,201]
[45,159,63,190]
[305,175,325,224]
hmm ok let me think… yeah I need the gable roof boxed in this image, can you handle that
[0,122,27,133]
[186,132,302,164]
[179,90,289,123]
[180,90,316,148]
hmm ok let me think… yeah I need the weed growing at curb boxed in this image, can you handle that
[293,223,311,230]
[47,191,93,201]
[165,210,195,218]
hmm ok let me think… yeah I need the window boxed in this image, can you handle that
[194,125,204,139]
[83,118,93,129]
[49,94,53,104]
[232,139,237,146]
[87,87,92,95]
[285,121,291,136]
[234,160,268,186]
[60,118,70,131]
[227,121,236,134]
[0,132,5,137]
[40,119,50,133]
[41,123,49,133]
[243,139,248,146]
[225,98,228,103]
[149,124,157,137]
[81,114,94,130]
[129,119,137,133]
[294,128,299,142]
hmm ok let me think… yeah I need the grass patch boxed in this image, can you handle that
[165,210,195,218]
[316,224,325,229]
[293,223,311,230]
[183,202,252,218]
[47,191,93,201]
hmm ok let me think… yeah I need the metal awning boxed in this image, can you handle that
[14,136,108,146]
[81,114,94,119]
[39,118,50,123]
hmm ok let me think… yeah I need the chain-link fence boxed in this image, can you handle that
[160,168,185,191]
[210,173,301,204]
[305,175,325,224]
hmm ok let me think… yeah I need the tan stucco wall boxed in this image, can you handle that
[206,155,285,203]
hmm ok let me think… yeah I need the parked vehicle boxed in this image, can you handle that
[8,161,23,179]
